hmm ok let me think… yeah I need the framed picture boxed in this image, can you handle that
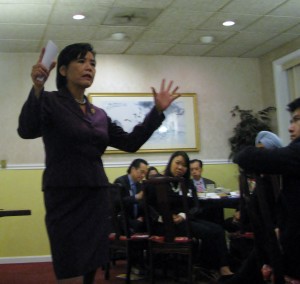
[88,93,199,154]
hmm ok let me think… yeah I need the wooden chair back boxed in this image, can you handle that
[142,176,194,284]
[107,183,148,284]
[143,176,192,241]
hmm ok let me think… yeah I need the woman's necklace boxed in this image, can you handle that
[74,97,86,105]
[171,182,180,193]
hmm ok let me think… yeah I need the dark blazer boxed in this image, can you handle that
[113,174,143,219]
[147,177,201,220]
[234,137,300,279]
[18,87,164,189]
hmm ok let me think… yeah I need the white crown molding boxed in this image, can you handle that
[1,159,233,170]
[0,255,52,264]
[3,164,45,170]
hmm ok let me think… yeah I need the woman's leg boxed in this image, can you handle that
[218,249,266,284]
[191,219,233,275]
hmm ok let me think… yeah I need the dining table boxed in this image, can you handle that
[197,192,240,226]
[0,209,31,218]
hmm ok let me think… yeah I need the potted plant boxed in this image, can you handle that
[228,105,276,159]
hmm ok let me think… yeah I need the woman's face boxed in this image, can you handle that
[61,51,96,90]
[170,155,187,177]
[147,169,158,179]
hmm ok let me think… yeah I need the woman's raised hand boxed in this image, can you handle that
[31,48,56,95]
[151,79,180,113]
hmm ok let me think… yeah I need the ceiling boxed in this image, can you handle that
[1,0,300,58]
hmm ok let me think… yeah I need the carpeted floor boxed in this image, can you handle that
[0,260,209,284]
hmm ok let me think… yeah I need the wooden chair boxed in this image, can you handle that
[142,176,195,284]
[239,172,285,284]
[106,183,149,283]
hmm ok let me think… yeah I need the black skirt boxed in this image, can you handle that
[44,186,110,279]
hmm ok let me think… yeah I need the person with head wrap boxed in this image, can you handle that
[221,131,283,283]
[255,131,283,149]
[244,131,283,193]
[220,98,300,283]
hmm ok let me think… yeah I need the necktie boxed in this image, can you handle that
[196,180,205,193]
[131,183,138,218]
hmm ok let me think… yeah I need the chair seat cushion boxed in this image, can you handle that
[109,233,116,240]
[131,233,149,240]
[240,232,254,239]
[150,235,191,243]
[109,232,149,241]
[118,233,149,241]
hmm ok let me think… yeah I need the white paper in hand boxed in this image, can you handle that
[37,40,58,81]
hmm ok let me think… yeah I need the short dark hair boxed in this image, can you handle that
[189,159,203,168]
[127,158,148,174]
[56,43,95,89]
[287,97,300,113]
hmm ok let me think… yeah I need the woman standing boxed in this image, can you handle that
[18,43,180,284]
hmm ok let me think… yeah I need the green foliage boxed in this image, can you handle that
[228,105,276,159]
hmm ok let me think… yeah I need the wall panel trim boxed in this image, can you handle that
[1,159,233,170]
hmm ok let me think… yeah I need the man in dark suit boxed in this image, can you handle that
[223,98,300,283]
[114,158,149,233]
[190,159,216,192]
[189,159,225,225]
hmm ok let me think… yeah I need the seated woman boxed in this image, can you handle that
[146,166,160,180]
[146,151,234,279]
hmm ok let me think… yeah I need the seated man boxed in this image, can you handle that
[113,158,148,233]
[224,131,282,272]
[190,159,216,193]
[190,159,224,225]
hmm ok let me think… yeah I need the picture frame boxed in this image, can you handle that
[88,93,200,154]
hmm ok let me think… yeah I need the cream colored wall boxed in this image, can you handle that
[2,38,299,261]
[0,163,238,258]
[0,170,49,257]
[0,53,263,166]
[260,38,300,124]
[0,52,258,260]
[109,163,240,191]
